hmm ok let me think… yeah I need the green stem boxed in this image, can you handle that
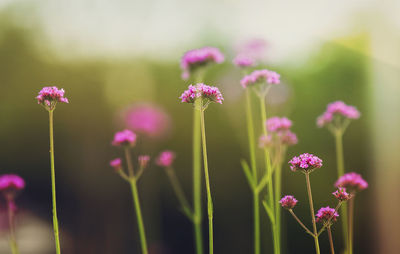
[305,173,320,254]
[7,200,19,254]
[334,132,348,251]
[348,197,354,254]
[274,163,282,253]
[245,90,260,254]
[327,226,335,254]
[49,110,61,254]
[288,209,314,237]
[165,167,192,217]
[124,150,148,254]
[199,103,214,254]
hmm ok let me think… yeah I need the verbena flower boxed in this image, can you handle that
[259,131,298,148]
[180,47,224,80]
[36,86,69,111]
[156,150,176,167]
[315,206,339,224]
[334,172,368,193]
[0,174,25,192]
[289,153,322,173]
[278,130,298,146]
[317,101,360,128]
[179,83,224,105]
[110,158,122,171]
[259,134,273,148]
[332,187,351,201]
[138,155,150,169]
[233,54,255,68]
[240,69,280,89]
[112,129,137,147]
[266,117,292,132]
[279,195,298,209]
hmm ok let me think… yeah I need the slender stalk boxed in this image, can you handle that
[327,226,335,254]
[348,197,355,254]
[305,173,320,254]
[7,200,19,254]
[124,150,148,254]
[200,103,214,254]
[48,110,61,254]
[334,132,348,250]
[165,167,192,217]
[288,209,314,236]
[245,89,260,254]
[274,163,282,252]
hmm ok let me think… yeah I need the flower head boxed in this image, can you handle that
[240,69,280,89]
[156,150,176,167]
[317,101,360,128]
[36,86,69,111]
[109,158,122,171]
[181,47,224,80]
[315,206,339,224]
[233,54,255,68]
[279,195,298,209]
[259,131,298,149]
[112,129,137,147]
[266,117,292,132]
[259,134,273,148]
[278,131,298,146]
[332,187,351,201]
[0,174,25,192]
[289,153,322,173]
[335,172,368,193]
[180,83,224,106]
[138,155,150,169]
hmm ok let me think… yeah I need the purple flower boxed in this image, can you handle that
[240,69,280,88]
[332,187,351,201]
[0,174,25,192]
[112,129,137,147]
[259,130,298,148]
[317,101,360,128]
[110,158,122,171]
[156,150,176,167]
[233,54,255,68]
[138,155,150,169]
[315,206,339,224]
[36,86,69,111]
[180,47,224,80]
[289,153,323,173]
[279,195,298,209]
[180,83,224,105]
[278,130,298,146]
[266,117,292,132]
[335,172,368,193]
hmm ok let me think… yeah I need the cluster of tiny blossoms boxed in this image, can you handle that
[180,83,224,105]
[317,101,360,128]
[180,47,224,80]
[332,187,351,201]
[315,206,339,224]
[156,150,176,167]
[335,172,368,193]
[233,54,255,68]
[36,86,69,111]
[266,117,292,132]
[112,129,137,147]
[259,117,298,148]
[279,195,298,209]
[240,69,280,88]
[289,153,323,173]
[0,174,25,192]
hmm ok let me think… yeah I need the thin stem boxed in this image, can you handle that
[327,226,335,254]
[288,209,314,236]
[305,173,320,254]
[334,132,348,250]
[253,193,260,254]
[348,197,355,254]
[200,104,214,254]
[49,110,62,254]
[317,202,343,237]
[274,163,282,252]
[165,167,192,218]
[124,151,148,254]
[7,200,19,254]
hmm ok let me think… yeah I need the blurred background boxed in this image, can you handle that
[0,0,399,253]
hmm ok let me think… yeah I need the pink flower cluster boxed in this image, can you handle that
[289,153,323,173]
[156,150,176,167]
[335,172,368,193]
[259,117,297,148]
[332,187,351,201]
[138,155,150,169]
[36,86,69,110]
[181,47,224,80]
[315,206,339,224]
[0,174,25,191]
[233,54,255,68]
[266,117,292,132]
[317,101,360,128]
[240,69,280,88]
[110,158,122,171]
[180,83,224,105]
[279,195,298,209]
[112,129,137,147]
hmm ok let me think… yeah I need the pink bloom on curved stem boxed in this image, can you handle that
[317,101,360,128]
[180,83,224,105]
[332,187,351,201]
[110,158,122,171]
[36,86,69,111]
[112,129,137,147]
[335,172,368,193]
[181,47,224,80]
[315,206,339,224]
[289,153,323,173]
[279,195,298,209]
[156,150,176,167]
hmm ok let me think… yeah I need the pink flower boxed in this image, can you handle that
[180,83,224,105]
[36,86,69,110]
[180,47,224,80]
[266,117,292,132]
[112,129,137,147]
[278,131,298,146]
[259,130,298,148]
[110,158,122,171]
[240,69,280,88]
[138,155,150,169]
[289,153,322,173]
[259,134,273,148]
[335,172,368,193]
[233,54,255,68]
[0,174,25,192]
[332,187,351,201]
[317,101,360,128]
[315,206,339,224]
[156,150,175,167]
[123,103,171,139]
[279,195,298,209]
